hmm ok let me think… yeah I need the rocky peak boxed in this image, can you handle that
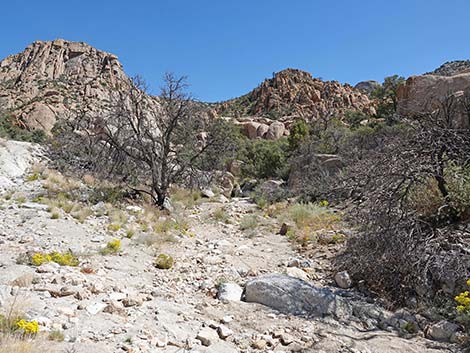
[0,39,127,86]
[216,68,375,122]
[0,40,135,133]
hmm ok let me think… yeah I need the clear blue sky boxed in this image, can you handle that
[1,0,469,102]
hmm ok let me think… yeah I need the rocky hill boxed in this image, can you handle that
[424,60,470,76]
[0,40,148,134]
[216,69,376,121]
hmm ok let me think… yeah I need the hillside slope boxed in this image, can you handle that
[216,68,376,120]
[0,39,156,134]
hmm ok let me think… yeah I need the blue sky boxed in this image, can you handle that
[1,0,469,102]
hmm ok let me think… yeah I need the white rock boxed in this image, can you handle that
[201,189,215,198]
[216,195,229,203]
[21,202,49,211]
[245,274,349,317]
[108,292,127,301]
[285,267,309,281]
[334,271,352,289]
[196,327,219,346]
[86,302,107,315]
[217,325,233,339]
[57,306,76,317]
[217,283,243,301]
[126,205,143,213]
[36,262,60,273]
[221,315,233,324]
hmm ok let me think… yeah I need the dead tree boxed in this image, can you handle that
[56,73,236,207]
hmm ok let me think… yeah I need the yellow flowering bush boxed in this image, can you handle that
[30,251,79,266]
[455,279,470,313]
[31,252,52,266]
[49,251,79,266]
[15,319,39,335]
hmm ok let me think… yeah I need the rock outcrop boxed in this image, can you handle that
[354,80,381,94]
[0,39,154,134]
[396,72,470,127]
[0,138,43,192]
[217,68,376,123]
[425,60,470,77]
[244,274,350,317]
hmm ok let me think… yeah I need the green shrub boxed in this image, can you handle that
[238,138,289,180]
[213,207,230,223]
[0,114,46,143]
[288,119,309,151]
[26,173,40,182]
[344,110,369,128]
[89,186,126,204]
[50,211,60,219]
[155,253,174,269]
[254,196,267,209]
[107,223,122,232]
[101,239,121,255]
[125,228,135,238]
[239,214,258,231]
[48,329,65,342]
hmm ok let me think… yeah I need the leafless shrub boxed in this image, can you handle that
[336,92,470,306]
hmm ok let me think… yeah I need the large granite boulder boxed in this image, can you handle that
[266,121,286,140]
[244,274,350,317]
[396,73,470,127]
[354,80,381,94]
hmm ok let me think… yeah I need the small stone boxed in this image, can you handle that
[285,267,309,281]
[86,302,107,315]
[252,339,267,350]
[334,271,352,289]
[196,327,219,346]
[122,296,143,307]
[280,333,294,345]
[217,283,243,301]
[217,325,233,339]
[201,189,215,198]
[427,320,459,342]
[221,315,233,324]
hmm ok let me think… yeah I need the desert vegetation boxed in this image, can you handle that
[1,39,470,351]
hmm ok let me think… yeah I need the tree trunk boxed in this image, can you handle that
[155,190,166,208]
